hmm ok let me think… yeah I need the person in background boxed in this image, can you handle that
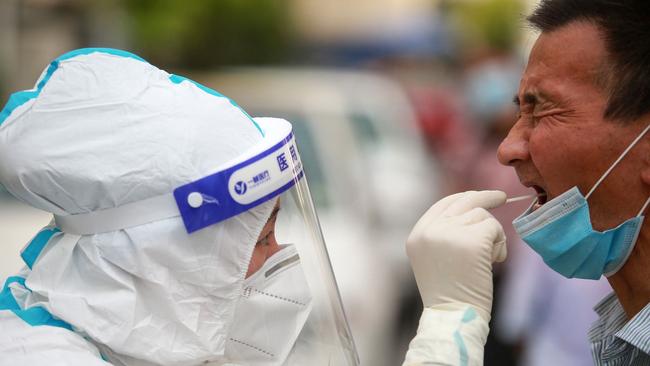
[402,0,650,365]
[496,245,612,366]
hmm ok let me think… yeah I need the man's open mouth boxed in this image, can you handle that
[532,185,548,210]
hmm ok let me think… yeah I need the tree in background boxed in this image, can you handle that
[448,0,523,55]
[124,0,293,69]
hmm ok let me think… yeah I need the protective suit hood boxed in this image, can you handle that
[0,48,274,365]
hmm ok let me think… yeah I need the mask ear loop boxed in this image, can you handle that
[586,123,650,200]
[638,197,650,217]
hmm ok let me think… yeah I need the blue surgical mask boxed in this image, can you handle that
[513,124,650,280]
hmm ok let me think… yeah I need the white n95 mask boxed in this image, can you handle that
[225,244,313,366]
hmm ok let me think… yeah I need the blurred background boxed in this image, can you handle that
[0,1,612,365]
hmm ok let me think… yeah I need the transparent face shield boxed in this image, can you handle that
[172,117,359,366]
[219,180,359,366]
[52,118,359,366]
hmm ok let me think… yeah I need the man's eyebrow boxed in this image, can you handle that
[512,92,544,107]
[523,92,540,105]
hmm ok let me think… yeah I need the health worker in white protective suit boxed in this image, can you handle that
[0,48,359,366]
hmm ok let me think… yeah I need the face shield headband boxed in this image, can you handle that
[53,118,303,236]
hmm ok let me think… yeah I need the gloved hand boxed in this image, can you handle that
[406,190,507,322]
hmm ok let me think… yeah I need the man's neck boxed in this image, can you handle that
[608,223,650,319]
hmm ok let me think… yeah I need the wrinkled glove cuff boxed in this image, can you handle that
[402,304,489,366]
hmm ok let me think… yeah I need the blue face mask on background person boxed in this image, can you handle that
[513,124,650,280]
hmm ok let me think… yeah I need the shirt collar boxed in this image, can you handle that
[614,301,650,355]
[593,292,620,317]
[588,292,627,343]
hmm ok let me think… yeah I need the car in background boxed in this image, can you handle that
[194,68,442,366]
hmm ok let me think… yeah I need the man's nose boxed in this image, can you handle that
[497,122,530,166]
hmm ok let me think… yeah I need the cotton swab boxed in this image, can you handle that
[505,193,545,204]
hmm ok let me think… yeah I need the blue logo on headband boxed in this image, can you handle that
[234,181,248,195]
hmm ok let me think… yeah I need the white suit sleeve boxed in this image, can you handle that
[402,304,489,366]
[0,311,112,366]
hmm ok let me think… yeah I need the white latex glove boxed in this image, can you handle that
[406,190,507,322]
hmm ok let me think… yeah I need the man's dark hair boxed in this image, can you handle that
[527,0,650,122]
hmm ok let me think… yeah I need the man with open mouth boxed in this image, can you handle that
[402,1,650,365]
